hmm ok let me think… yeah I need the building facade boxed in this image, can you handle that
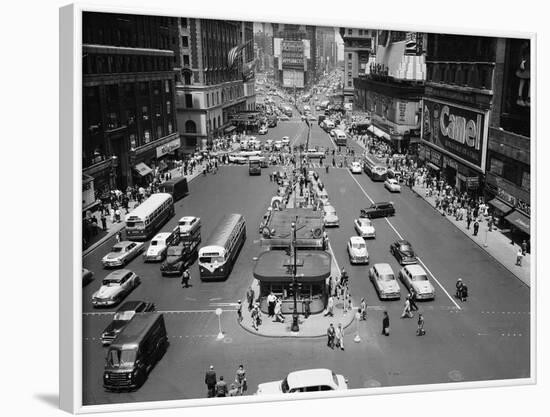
[354,31,426,152]
[272,24,317,90]
[339,28,376,104]
[316,27,337,75]
[254,24,274,72]
[175,19,255,149]
[82,12,179,193]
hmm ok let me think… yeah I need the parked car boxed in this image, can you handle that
[350,161,362,174]
[100,300,156,345]
[92,269,140,308]
[347,236,368,264]
[323,205,340,227]
[259,126,268,135]
[256,369,348,395]
[390,240,418,265]
[82,268,94,286]
[102,241,145,268]
[368,263,401,300]
[398,264,435,300]
[360,202,395,219]
[384,178,401,192]
[353,218,376,238]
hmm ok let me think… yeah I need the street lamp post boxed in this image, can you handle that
[215,308,224,340]
[291,219,300,332]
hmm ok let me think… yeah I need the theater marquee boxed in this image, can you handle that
[421,98,489,172]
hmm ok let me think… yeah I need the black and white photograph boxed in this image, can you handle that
[76,7,534,408]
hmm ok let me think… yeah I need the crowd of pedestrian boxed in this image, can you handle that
[204,364,248,398]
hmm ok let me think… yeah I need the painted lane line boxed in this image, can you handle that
[346,171,461,310]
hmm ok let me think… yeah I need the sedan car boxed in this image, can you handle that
[329,129,336,137]
[398,264,435,300]
[259,126,268,135]
[323,205,340,227]
[368,263,401,300]
[178,216,201,239]
[100,300,156,345]
[360,202,395,219]
[350,161,362,174]
[390,240,418,265]
[354,218,376,239]
[228,153,247,164]
[101,241,145,268]
[278,114,290,121]
[347,236,368,264]
[91,269,140,308]
[384,178,401,192]
[256,369,348,395]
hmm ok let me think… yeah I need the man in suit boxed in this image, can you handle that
[205,365,217,398]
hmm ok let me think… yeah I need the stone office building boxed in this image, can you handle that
[82,12,180,192]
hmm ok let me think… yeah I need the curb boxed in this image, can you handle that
[83,167,205,258]
[410,187,530,288]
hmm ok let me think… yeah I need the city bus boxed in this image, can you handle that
[363,158,388,182]
[248,156,262,175]
[125,193,175,241]
[333,129,347,147]
[198,214,246,281]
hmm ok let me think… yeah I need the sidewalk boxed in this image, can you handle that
[348,136,531,287]
[83,161,208,257]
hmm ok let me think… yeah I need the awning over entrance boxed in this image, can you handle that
[224,125,236,133]
[488,198,514,215]
[505,211,530,235]
[367,125,375,133]
[134,162,152,177]
[426,162,440,171]
[253,250,331,283]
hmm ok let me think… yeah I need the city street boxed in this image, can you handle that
[82,106,530,405]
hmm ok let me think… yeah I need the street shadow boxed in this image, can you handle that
[34,393,58,409]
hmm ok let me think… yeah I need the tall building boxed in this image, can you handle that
[421,33,531,240]
[339,28,376,103]
[174,19,256,149]
[82,12,179,193]
[316,27,337,75]
[354,31,426,152]
[254,24,274,72]
[272,24,317,89]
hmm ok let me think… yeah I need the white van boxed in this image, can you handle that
[334,129,346,141]
[323,120,335,129]
[143,228,179,262]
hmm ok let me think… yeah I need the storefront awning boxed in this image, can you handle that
[254,250,331,283]
[134,162,153,177]
[367,125,375,133]
[488,198,514,215]
[426,162,440,171]
[505,211,530,235]
[373,126,390,141]
[224,125,237,133]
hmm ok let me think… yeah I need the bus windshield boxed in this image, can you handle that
[199,255,224,264]
[126,221,144,229]
[107,348,136,367]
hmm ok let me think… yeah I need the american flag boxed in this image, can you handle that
[227,40,252,69]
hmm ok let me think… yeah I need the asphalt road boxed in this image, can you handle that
[82,98,530,405]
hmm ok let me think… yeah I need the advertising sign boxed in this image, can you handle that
[273,38,282,57]
[283,70,304,88]
[156,137,181,158]
[421,98,489,172]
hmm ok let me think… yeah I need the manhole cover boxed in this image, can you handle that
[363,379,381,388]
[448,370,463,382]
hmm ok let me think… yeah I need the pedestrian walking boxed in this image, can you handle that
[181,268,190,288]
[521,240,528,255]
[409,290,419,311]
[516,248,524,266]
[401,297,414,318]
[246,286,255,311]
[324,295,334,316]
[274,298,285,323]
[100,213,107,231]
[360,298,367,320]
[267,292,276,317]
[235,364,247,395]
[416,314,426,336]
[382,311,390,336]
[236,300,243,323]
[115,231,122,243]
[215,376,228,397]
[335,323,345,351]
[473,220,480,236]
[466,214,472,230]
[205,365,217,398]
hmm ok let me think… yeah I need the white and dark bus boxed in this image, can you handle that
[363,158,388,182]
[125,193,175,241]
[198,214,246,281]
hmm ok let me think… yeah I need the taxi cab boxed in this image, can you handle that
[256,369,348,395]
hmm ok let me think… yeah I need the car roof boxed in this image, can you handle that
[105,269,133,280]
[404,264,426,275]
[374,263,394,274]
[357,218,371,223]
[287,369,335,388]
[152,232,172,240]
[374,202,392,206]
[349,236,365,244]
[396,239,411,245]
[179,216,197,222]
[113,241,133,248]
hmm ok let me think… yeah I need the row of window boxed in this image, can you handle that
[145,198,174,225]
[427,62,494,90]
[83,53,174,75]
[488,152,530,191]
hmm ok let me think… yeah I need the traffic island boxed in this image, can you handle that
[239,301,356,338]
